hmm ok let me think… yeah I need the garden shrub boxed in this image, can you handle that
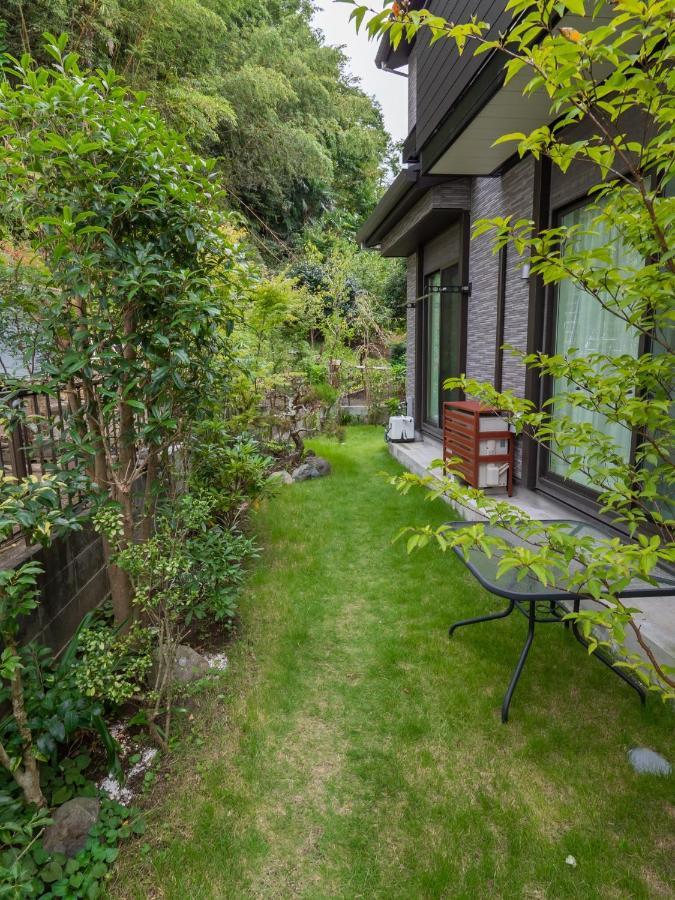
[73,614,153,708]
[189,425,273,526]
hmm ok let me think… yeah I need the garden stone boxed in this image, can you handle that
[291,462,318,481]
[270,470,293,485]
[628,747,671,776]
[151,645,210,687]
[311,457,331,476]
[292,457,331,481]
[43,797,100,857]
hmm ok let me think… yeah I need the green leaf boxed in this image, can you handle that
[41,861,64,883]
[564,0,585,14]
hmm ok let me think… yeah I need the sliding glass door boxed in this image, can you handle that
[425,271,442,426]
[422,266,462,429]
[548,203,640,489]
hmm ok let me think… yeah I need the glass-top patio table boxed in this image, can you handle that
[445,519,675,722]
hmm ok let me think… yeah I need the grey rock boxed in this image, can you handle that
[291,463,318,482]
[270,470,293,485]
[43,797,100,857]
[628,747,671,776]
[151,644,210,687]
[292,457,331,482]
[311,457,332,476]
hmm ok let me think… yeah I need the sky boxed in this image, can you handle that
[311,1,409,143]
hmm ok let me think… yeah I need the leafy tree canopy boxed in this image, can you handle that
[0,0,392,242]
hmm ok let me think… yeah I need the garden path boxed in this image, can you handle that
[113,427,674,899]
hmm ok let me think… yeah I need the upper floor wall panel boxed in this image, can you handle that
[415,0,511,149]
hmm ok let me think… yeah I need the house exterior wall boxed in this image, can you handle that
[461,156,536,477]
[406,253,418,419]
[500,156,535,399]
[422,221,461,276]
[415,0,511,148]
[408,50,417,131]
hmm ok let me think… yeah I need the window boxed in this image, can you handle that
[547,202,640,489]
[425,271,441,426]
[421,265,462,429]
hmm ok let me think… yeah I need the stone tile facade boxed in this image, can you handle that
[405,156,536,477]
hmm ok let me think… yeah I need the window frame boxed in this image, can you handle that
[535,194,649,512]
[419,263,462,433]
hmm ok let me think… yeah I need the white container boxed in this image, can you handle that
[386,415,415,443]
[479,437,509,455]
[479,462,509,488]
[478,414,511,432]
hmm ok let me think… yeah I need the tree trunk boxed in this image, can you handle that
[140,447,158,542]
[5,642,46,807]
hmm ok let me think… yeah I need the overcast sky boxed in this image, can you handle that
[311,1,408,143]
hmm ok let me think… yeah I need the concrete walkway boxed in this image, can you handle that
[388,436,675,674]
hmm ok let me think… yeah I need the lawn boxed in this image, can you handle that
[112,426,674,899]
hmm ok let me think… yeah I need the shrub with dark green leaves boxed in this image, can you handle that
[190,426,273,527]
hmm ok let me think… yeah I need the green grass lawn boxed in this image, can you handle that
[113,426,674,899]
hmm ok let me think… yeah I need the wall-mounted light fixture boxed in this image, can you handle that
[521,261,531,280]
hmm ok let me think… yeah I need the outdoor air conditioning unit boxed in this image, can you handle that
[385,415,415,443]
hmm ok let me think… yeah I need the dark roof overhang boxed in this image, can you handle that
[374,0,425,71]
[356,171,470,256]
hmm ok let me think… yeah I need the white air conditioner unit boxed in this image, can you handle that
[385,415,415,443]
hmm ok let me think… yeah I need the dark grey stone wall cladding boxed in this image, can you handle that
[406,253,417,418]
[467,156,535,479]
[501,155,535,399]
[5,520,110,653]
[466,177,501,385]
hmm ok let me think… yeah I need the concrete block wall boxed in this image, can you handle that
[4,521,110,654]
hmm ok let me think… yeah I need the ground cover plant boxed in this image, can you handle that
[111,428,674,898]
[350,0,675,697]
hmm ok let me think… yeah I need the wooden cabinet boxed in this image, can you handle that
[443,400,514,496]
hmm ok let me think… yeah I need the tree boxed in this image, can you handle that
[0,36,249,623]
[348,0,675,696]
[0,0,393,245]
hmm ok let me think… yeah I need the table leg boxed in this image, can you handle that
[501,601,536,723]
[449,598,516,637]
[571,620,647,705]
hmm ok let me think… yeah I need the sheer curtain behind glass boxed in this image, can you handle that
[550,204,640,487]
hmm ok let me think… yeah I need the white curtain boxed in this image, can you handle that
[549,204,639,487]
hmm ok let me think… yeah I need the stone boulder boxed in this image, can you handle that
[291,457,332,482]
[270,470,294,485]
[43,797,100,857]
[151,644,211,688]
[628,747,671,776]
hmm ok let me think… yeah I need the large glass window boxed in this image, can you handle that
[425,271,441,427]
[422,266,462,429]
[549,203,640,488]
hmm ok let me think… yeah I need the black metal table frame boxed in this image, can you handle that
[443,519,675,723]
[449,594,646,723]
